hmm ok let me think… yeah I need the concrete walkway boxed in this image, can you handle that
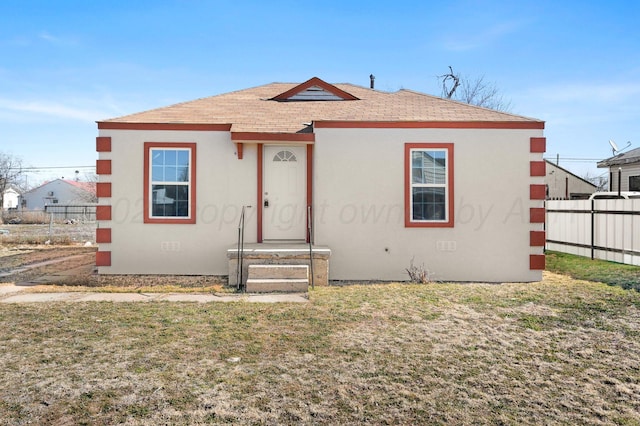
[0,284,308,304]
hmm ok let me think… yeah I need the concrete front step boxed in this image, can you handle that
[245,278,309,293]
[248,264,309,280]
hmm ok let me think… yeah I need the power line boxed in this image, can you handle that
[11,165,95,171]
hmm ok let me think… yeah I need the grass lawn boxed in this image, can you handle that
[546,250,640,291]
[1,272,640,424]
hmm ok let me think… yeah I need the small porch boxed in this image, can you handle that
[226,244,331,290]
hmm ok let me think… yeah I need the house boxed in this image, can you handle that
[95,77,546,284]
[2,187,20,209]
[597,147,640,192]
[544,160,597,199]
[20,179,96,211]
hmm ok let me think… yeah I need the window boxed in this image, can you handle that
[144,142,196,224]
[405,143,454,227]
[630,175,640,191]
[273,150,297,162]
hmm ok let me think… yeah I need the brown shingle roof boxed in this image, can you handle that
[101,78,543,133]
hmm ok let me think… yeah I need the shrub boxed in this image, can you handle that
[406,258,435,284]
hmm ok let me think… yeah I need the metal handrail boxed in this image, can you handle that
[236,206,246,291]
[307,205,314,289]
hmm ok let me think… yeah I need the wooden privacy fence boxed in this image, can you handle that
[44,204,97,221]
[546,199,640,266]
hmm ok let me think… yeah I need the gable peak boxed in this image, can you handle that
[271,77,359,102]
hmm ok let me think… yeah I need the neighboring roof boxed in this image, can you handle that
[545,160,597,189]
[23,179,96,195]
[597,146,640,168]
[99,77,544,135]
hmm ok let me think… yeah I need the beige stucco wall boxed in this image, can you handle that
[98,129,257,275]
[313,127,544,282]
[98,126,544,282]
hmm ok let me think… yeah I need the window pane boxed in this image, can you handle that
[152,150,164,167]
[151,149,190,183]
[412,187,446,221]
[412,150,446,184]
[152,165,164,182]
[177,166,189,182]
[164,150,177,166]
[630,176,640,191]
[151,184,189,217]
[177,150,189,167]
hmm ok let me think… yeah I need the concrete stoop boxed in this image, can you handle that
[245,264,309,293]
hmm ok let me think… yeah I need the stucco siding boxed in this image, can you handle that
[313,127,543,282]
[545,161,597,199]
[98,129,256,275]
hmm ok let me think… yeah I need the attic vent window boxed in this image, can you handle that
[273,150,297,162]
[270,77,360,102]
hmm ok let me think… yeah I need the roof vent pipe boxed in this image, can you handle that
[370,74,375,89]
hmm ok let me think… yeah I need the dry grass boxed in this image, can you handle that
[1,272,639,425]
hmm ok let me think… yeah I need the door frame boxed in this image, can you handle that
[257,144,313,243]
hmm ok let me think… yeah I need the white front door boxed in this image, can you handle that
[263,145,307,241]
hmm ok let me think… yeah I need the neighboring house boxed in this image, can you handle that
[20,179,96,211]
[545,160,597,199]
[2,187,20,209]
[597,147,640,192]
[95,77,546,283]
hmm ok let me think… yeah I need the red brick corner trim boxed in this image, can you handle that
[96,205,112,221]
[530,231,545,246]
[96,251,111,267]
[530,137,546,153]
[96,228,112,243]
[530,208,545,223]
[530,254,545,270]
[530,161,546,176]
[96,136,112,152]
[96,159,112,175]
[96,182,112,198]
[530,184,546,200]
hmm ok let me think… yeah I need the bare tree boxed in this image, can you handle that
[582,171,608,192]
[439,66,512,112]
[0,152,24,223]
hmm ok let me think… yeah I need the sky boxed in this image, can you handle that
[1,0,638,185]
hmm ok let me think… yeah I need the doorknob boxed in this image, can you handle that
[264,199,269,207]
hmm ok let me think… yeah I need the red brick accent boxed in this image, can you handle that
[96,182,112,198]
[530,231,546,246]
[530,208,545,223]
[96,251,111,267]
[530,184,546,200]
[96,136,112,152]
[236,143,243,159]
[96,228,112,243]
[96,159,112,175]
[530,137,546,153]
[530,161,546,176]
[96,205,112,221]
[530,254,545,270]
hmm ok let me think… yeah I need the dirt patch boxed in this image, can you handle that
[0,247,97,284]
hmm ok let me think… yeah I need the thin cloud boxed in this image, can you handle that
[527,82,640,103]
[38,31,78,46]
[0,98,110,122]
[441,21,523,51]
